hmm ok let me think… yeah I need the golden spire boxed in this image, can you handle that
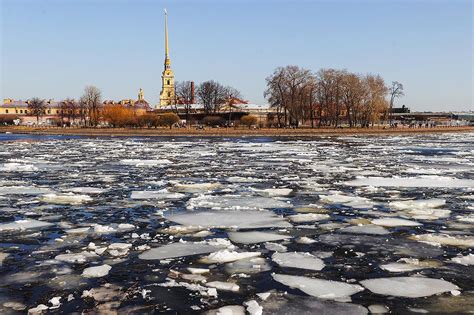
[164,9,170,69]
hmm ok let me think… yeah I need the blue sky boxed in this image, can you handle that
[1,0,472,111]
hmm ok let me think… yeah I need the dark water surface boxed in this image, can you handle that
[0,133,473,314]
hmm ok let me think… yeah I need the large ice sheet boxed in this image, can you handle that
[0,219,54,232]
[272,274,364,302]
[228,231,291,244]
[139,242,221,260]
[166,210,292,229]
[345,176,474,188]
[272,252,325,271]
[360,277,459,298]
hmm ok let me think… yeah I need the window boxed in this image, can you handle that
[168,92,171,97]
[20,110,23,114]
[5,109,8,114]
[15,110,18,113]
[47,110,51,114]
[167,79,170,85]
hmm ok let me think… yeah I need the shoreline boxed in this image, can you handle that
[0,126,473,138]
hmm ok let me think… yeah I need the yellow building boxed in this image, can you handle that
[159,9,175,107]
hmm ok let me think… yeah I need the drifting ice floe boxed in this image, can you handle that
[345,176,474,188]
[82,264,112,278]
[360,277,459,298]
[139,242,225,260]
[272,274,364,302]
[200,250,261,264]
[272,252,325,271]
[228,231,291,244]
[120,159,172,166]
[338,225,390,235]
[251,188,293,197]
[0,219,53,232]
[371,218,422,227]
[206,281,240,292]
[55,252,98,264]
[166,210,292,229]
[41,193,92,205]
[187,194,292,210]
[287,213,330,223]
[172,182,221,193]
[130,190,185,200]
[411,234,474,247]
[451,254,474,266]
[0,185,52,195]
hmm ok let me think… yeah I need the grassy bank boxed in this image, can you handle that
[1,125,473,137]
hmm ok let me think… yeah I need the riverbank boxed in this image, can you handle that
[1,125,473,137]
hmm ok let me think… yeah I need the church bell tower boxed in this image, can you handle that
[159,9,175,107]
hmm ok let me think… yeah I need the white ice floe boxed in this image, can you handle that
[173,182,221,193]
[389,198,446,210]
[200,250,260,264]
[120,159,172,167]
[265,242,288,253]
[139,242,223,260]
[64,187,108,194]
[228,231,291,244]
[345,176,474,188]
[360,277,459,298]
[251,188,293,197]
[107,243,132,257]
[225,257,271,274]
[272,274,364,302]
[130,190,185,200]
[272,252,325,271]
[55,251,98,264]
[206,281,240,292]
[319,193,374,209]
[371,218,422,227]
[41,193,92,205]
[82,264,112,278]
[0,186,52,195]
[0,162,38,172]
[244,300,263,315]
[412,234,474,247]
[287,213,330,223]
[451,254,474,266]
[187,194,292,210]
[339,225,390,235]
[158,278,218,297]
[205,305,245,315]
[187,267,210,274]
[166,210,292,229]
[380,262,428,272]
[296,236,316,244]
[0,219,54,232]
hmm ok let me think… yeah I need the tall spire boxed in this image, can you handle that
[164,9,170,69]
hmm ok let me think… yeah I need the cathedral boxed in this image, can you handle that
[159,9,175,107]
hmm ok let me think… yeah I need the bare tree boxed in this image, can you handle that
[223,86,242,126]
[388,81,404,125]
[81,85,102,126]
[265,66,314,128]
[197,80,226,114]
[175,81,194,124]
[27,98,47,125]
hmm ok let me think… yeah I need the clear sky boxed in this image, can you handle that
[1,0,472,111]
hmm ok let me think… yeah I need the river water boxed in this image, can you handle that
[0,133,473,314]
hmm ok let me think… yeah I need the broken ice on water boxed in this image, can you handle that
[0,133,473,314]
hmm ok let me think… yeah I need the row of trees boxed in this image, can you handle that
[175,80,242,118]
[265,66,403,128]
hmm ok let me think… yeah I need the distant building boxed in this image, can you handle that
[390,105,410,113]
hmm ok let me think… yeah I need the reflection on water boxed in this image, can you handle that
[0,133,473,313]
